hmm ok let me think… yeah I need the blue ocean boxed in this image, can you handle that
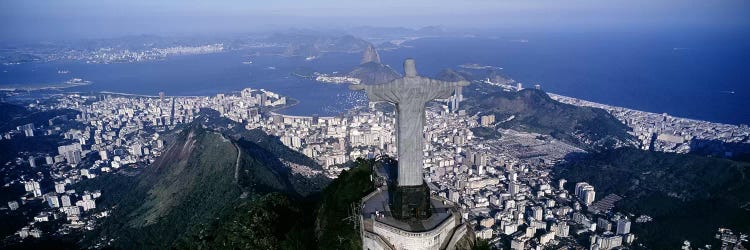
[1,31,748,124]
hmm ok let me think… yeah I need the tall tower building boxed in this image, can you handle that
[575,182,596,206]
[616,218,631,235]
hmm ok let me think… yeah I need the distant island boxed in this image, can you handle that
[0,78,92,91]
[459,63,503,70]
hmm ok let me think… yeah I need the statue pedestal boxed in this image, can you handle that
[360,188,473,250]
[389,183,432,220]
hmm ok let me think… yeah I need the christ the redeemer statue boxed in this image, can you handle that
[351,59,468,220]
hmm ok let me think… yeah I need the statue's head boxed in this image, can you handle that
[349,58,470,90]
[404,58,418,77]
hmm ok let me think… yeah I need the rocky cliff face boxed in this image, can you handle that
[348,44,400,85]
[361,44,381,64]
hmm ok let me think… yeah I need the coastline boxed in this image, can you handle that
[3,80,743,130]
[97,91,204,98]
[0,82,92,92]
[547,92,747,128]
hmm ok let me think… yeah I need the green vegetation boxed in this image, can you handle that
[0,103,79,132]
[472,239,491,250]
[0,102,29,126]
[315,158,376,250]
[75,114,385,249]
[470,127,502,140]
[78,125,245,248]
[174,157,379,250]
[176,193,317,250]
[464,88,636,151]
[77,121,326,249]
[554,148,750,249]
[435,68,470,82]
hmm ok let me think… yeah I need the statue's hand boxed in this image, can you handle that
[349,84,366,90]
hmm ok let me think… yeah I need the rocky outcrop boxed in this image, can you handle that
[361,44,381,64]
[348,44,400,85]
[348,62,401,85]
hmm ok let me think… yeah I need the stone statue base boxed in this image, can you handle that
[361,187,474,250]
[389,183,432,220]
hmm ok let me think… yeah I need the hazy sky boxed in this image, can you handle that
[1,0,748,41]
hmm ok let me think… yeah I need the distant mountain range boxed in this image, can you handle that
[264,33,372,58]
[435,67,514,85]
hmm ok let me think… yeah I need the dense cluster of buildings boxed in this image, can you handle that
[49,44,225,64]
[1,85,633,248]
[415,102,637,249]
[2,79,747,248]
[314,73,361,85]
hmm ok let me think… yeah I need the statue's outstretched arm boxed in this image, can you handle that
[428,80,469,100]
[350,84,398,103]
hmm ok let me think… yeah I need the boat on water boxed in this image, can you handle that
[66,78,91,85]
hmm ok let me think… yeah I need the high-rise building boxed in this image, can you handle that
[20,123,34,137]
[528,206,543,221]
[24,181,42,197]
[65,150,82,165]
[58,143,83,165]
[55,183,66,194]
[597,218,612,232]
[480,115,495,127]
[449,86,463,112]
[61,195,72,207]
[616,218,631,235]
[509,181,521,195]
[575,182,596,205]
[8,201,19,211]
[553,222,570,237]
[47,195,60,208]
[511,236,527,250]
[583,189,596,206]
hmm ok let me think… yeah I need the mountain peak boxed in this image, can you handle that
[361,44,381,64]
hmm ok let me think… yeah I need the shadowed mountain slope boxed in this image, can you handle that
[554,148,750,249]
[464,88,636,151]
